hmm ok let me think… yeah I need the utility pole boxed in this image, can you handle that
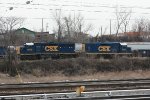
[101,26,103,36]
[42,18,44,32]
[110,19,112,35]
[101,26,103,42]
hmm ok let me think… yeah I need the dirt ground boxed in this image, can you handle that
[0,70,149,84]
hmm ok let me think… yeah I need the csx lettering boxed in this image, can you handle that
[45,46,58,51]
[98,46,111,52]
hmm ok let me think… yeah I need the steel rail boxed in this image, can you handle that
[1,89,150,100]
[53,95,150,100]
[1,78,150,95]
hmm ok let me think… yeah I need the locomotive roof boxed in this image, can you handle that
[126,42,150,50]
[126,42,150,45]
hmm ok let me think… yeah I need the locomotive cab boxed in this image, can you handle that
[120,43,131,53]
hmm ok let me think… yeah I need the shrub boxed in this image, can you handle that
[0,57,150,77]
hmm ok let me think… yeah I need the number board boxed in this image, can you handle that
[98,46,111,52]
[45,46,58,51]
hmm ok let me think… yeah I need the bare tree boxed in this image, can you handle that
[131,18,150,41]
[115,7,132,36]
[132,18,147,33]
[53,12,93,42]
[53,10,64,42]
[0,17,24,45]
[122,11,132,34]
[146,21,150,41]
[63,15,73,42]
[0,17,24,75]
[69,13,93,42]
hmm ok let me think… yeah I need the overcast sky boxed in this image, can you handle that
[1,0,150,36]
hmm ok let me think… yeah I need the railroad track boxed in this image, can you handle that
[1,89,150,100]
[1,78,150,95]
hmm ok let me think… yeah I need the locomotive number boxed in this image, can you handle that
[45,46,58,51]
[98,46,111,52]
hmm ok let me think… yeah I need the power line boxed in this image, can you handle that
[0,2,116,8]
[1,2,150,10]
[42,0,106,5]
[1,5,150,15]
[0,16,149,21]
[1,2,150,15]
[0,0,109,6]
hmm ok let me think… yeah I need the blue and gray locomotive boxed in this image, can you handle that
[19,42,131,60]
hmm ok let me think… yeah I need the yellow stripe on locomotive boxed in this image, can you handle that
[45,46,58,52]
[98,46,111,52]
[16,46,21,54]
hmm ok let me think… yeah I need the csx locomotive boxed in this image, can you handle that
[2,42,150,60]
[18,42,132,60]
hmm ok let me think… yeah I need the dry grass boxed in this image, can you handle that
[0,70,150,84]
[0,57,150,84]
